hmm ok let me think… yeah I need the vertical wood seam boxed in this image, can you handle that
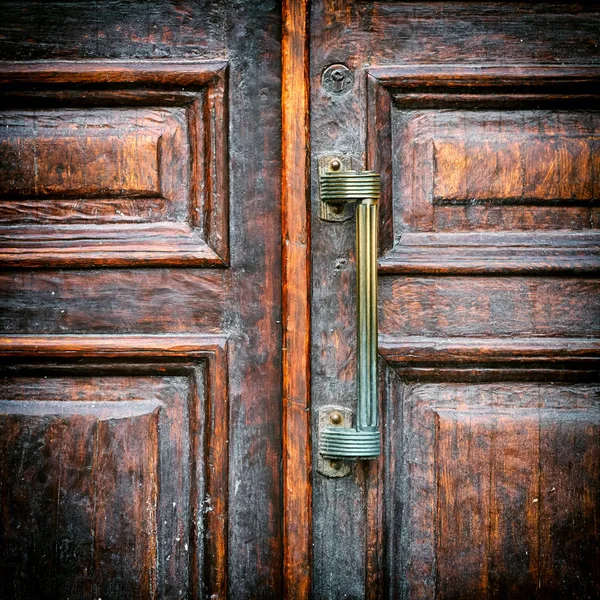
[282,0,312,597]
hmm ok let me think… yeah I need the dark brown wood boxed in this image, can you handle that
[0,61,229,267]
[366,66,600,275]
[380,362,600,600]
[0,334,229,599]
[282,0,312,598]
[2,1,600,597]
[310,1,600,598]
[0,2,283,598]
[379,276,600,338]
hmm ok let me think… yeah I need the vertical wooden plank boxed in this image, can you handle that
[92,411,160,599]
[225,2,283,594]
[538,406,600,597]
[155,377,191,599]
[402,386,439,600]
[201,344,230,600]
[282,0,311,597]
[366,74,393,254]
[436,411,493,599]
[488,411,540,598]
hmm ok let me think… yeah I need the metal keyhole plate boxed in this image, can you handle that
[321,64,354,95]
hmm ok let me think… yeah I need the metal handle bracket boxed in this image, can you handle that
[318,162,381,461]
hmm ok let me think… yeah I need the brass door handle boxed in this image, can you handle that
[319,168,381,459]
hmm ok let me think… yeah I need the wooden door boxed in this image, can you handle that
[306,1,600,598]
[0,2,282,598]
[1,2,599,599]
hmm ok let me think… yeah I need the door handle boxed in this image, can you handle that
[319,166,381,460]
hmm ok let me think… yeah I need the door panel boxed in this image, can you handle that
[0,336,227,599]
[310,1,600,598]
[368,66,600,274]
[379,277,600,337]
[0,61,228,267]
[383,377,600,599]
[0,2,282,598]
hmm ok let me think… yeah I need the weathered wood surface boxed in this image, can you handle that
[367,66,600,274]
[383,380,600,600]
[282,0,312,598]
[0,335,230,599]
[2,1,600,597]
[0,2,282,598]
[0,61,229,267]
[310,1,600,598]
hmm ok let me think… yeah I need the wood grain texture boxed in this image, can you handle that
[0,61,229,267]
[0,3,283,597]
[365,66,600,274]
[433,137,597,204]
[0,269,227,334]
[0,404,159,599]
[354,4,600,66]
[381,371,600,600]
[311,1,600,597]
[0,111,163,199]
[379,340,600,598]
[379,276,600,339]
[379,336,600,369]
[310,0,374,594]
[222,5,283,596]
[0,334,229,599]
[0,3,227,61]
[282,0,312,598]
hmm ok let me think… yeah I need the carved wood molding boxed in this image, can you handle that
[377,332,600,598]
[366,65,600,274]
[0,61,229,267]
[379,335,600,381]
[0,333,229,598]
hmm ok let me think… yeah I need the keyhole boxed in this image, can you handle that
[331,69,345,92]
[322,64,353,95]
